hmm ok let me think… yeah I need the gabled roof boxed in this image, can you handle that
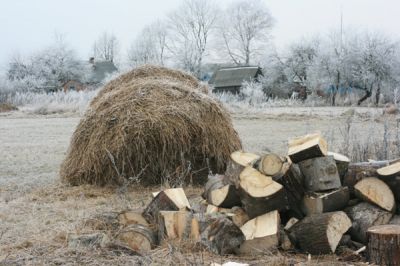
[89,61,118,83]
[209,66,262,88]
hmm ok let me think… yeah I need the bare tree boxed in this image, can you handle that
[219,0,274,66]
[167,0,218,77]
[128,20,168,67]
[93,32,119,62]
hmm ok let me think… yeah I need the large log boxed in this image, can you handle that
[238,166,288,219]
[116,224,157,253]
[377,161,400,177]
[367,225,400,266]
[203,174,240,208]
[345,202,393,244]
[142,188,190,225]
[327,151,350,179]
[253,153,286,177]
[200,216,245,255]
[301,187,350,216]
[287,211,351,254]
[274,163,305,219]
[225,151,259,188]
[238,210,280,255]
[298,156,341,192]
[354,177,396,212]
[288,133,328,163]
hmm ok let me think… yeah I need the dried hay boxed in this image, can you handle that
[0,102,18,113]
[60,65,241,186]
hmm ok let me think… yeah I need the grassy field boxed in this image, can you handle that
[0,106,393,265]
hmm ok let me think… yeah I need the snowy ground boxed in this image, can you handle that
[0,107,392,265]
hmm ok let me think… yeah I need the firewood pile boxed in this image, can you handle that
[78,132,400,264]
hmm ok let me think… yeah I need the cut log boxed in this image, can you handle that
[200,216,245,255]
[367,224,400,266]
[274,163,305,219]
[345,202,393,244]
[116,224,157,253]
[288,211,351,254]
[225,151,260,188]
[118,210,149,227]
[301,187,350,216]
[288,133,328,163]
[142,188,190,225]
[253,153,285,177]
[377,161,400,177]
[158,210,195,242]
[328,151,350,179]
[205,205,249,228]
[238,210,280,255]
[298,156,341,192]
[203,175,240,208]
[238,166,288,219]
[354,177,395,212]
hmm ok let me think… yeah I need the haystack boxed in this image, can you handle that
[60,65,241,186]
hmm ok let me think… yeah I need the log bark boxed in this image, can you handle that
[206,205,249,228]
[238,210,280,255]
[354,177,396,212]
[253,153,285,177]
[274,163,305,219]
[328,151,350,179]
[116,224,157,253]
[345,202,393,244]
[238,167,288,219]
[298,156,341,192]
[288,133,328,163]
[288,211,351,254]
[301,187,350,216]
[157,210,195,242]
[142,188,190,225]
[200,216,245,255]
[225,151,259,188]
[203,174,240,208]
[367,225,400,266]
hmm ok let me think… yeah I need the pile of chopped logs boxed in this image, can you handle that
[83,133,400,264]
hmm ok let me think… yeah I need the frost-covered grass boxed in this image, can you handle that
[2,89,99,115]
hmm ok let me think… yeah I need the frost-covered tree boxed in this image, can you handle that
[167,0,218,77]
[92,32,119,62]
[218,0,274,66]
[128,20,168,67]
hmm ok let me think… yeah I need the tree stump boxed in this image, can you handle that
[298,156,341,192]
[367,224,400,266]
[288,133,328,163]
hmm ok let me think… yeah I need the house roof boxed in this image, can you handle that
[89,61,118,83]
[209,66,262,88]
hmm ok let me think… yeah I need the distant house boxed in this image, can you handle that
[63,58,118,92]
[209,66,263,94]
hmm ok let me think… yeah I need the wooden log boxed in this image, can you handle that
[328,151,350,179]
[354,177,396,212]
[142,188,190,225]
[301,187,350,216]
[287,211,351,254]
[203,174,240,208]
[345,202,393,244]
[206,205,249,228]
[253,153,285,177]
[187,195,207,213]
[367,225,400,266]
[381,176,400,202]
[238,210,280,255]
[158,210,195,242]
[377,161,400,177]
[200,216,245,255]
[274,163,305,219]
[116,224,157,253]
[118,210,149,227]
[225,151,260,188]
[288,133,328,163]
[298,156,341,192]
[238,166,288,219]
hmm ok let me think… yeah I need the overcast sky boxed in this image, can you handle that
[1,0,399,71]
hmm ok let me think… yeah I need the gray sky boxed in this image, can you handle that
[1,0,400,71]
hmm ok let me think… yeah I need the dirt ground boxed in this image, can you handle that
[0,107,392,265]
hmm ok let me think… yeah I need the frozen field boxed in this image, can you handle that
[0,106,393,264]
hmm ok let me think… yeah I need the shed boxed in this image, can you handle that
[209,66,263,94]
